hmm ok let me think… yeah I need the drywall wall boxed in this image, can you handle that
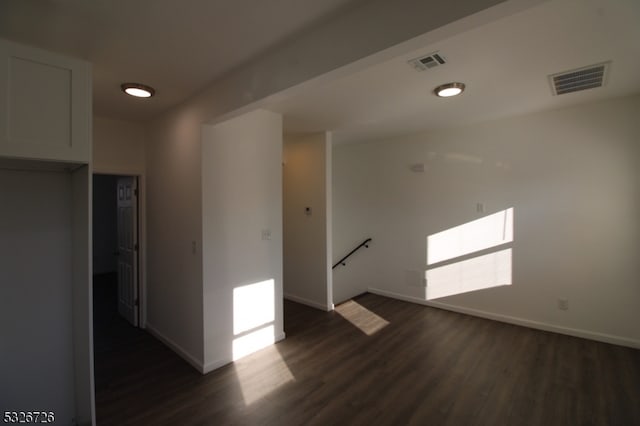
[93,116,149,330]
[93,174,118,275]
[332,141,385,303]
[143,0,543,370]
[145,108,205,368]
[71,165,95,426]
[202,110,284,370]
[93,116,146,174]
[333,95,640,346]
[283,133,333,310]
[0,169,76,422]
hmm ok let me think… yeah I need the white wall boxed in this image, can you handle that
[93,116,145,174]
[70,165,94,426]
[93,115,148,328]
[333,95,640,347]
[142,0,541,370]
[0,169,76,423]
[202,110,284,371]
[145,109,205,368]
[332,142,381,303]
[283,133,333,310]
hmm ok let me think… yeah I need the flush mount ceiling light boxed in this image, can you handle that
[434,82,465,98]
[121,83,155,98]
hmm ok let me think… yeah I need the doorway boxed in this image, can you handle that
[92,172,148,422]
[92,174,140,329]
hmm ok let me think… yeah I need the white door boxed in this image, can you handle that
[117,176,138,326]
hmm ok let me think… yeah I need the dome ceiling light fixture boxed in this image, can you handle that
[121,82,155,98]
[434,82,465,98]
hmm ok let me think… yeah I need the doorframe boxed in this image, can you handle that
[93,168,147,328]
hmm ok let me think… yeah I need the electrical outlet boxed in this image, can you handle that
[558,298,569,311]
[261,229,271,240]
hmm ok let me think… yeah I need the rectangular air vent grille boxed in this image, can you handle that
[409,52,446,71]
[549,62,610,95]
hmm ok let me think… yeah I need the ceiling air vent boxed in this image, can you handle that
[549,62,610,96]
[408,52,446,72]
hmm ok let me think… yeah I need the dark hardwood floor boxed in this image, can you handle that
[94,286,640,425]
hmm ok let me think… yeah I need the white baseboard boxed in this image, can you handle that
[147,323,287,375]
[368,287,640,349]
[202,331,287,374]
[284,292,333,311]
[146,322,205,373]
[202,358,231,374]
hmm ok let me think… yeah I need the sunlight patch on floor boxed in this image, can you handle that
[234,346,295,405]
[335,300,389,336]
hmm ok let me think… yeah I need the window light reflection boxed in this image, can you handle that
[335,300,389,336]
[233,279,275,335]
[232,279,276,361]
[233,346,294,405]
[426,248,512,300]
[427,207,513,265]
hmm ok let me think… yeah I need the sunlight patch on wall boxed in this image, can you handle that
[233,279,275,335]
[426,248,512,300]
[234,346,294,405]
[427,207,513,265]
[425,208,514,300]
[335,300,389,335]
[233,325,277,361]
[233,279,276,361]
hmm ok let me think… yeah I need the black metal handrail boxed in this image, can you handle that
[333,238,372,269]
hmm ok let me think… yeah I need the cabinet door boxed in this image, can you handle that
[0,39,91,163]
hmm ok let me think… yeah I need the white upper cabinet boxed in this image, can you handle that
[0,38,91,163]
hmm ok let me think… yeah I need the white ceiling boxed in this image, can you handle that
[0,0,638,143]
[0,0,363,121]
[270,0,640,144]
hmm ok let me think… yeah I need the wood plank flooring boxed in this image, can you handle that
[94,291,640,425]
